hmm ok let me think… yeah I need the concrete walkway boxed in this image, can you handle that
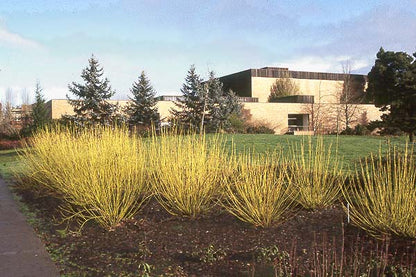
[0,178,59,277]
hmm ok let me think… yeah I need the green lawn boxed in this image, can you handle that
[224,134,407,171]
[0,149,23,179]
[0,135,408,179]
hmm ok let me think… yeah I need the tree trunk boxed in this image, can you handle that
[409,131,414,143]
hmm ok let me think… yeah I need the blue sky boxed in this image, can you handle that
[0,0,415,103]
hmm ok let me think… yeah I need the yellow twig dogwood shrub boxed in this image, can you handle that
[288,137,345,210]
[343,143,416,238]
[149,129,228,218]
[19,125,149,230]
[224,152,295,227]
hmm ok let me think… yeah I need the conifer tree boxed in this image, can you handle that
[368,48,416,141]
[205,71,242,132]
[171,65,205,129]
[125,71,160,127]
[30,82,50,132]
[67,55,116,125]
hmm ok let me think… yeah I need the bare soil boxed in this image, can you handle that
[16,189,416,276]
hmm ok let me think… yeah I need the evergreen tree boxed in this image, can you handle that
[171,66,242,132]
[205,71,242,132]
[66,55,116,125]
[30,82,50,132]
[171,65,205,129]
[367,48,416,141]
[125,71,160,127]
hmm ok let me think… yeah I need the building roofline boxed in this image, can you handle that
[219,67,366,81]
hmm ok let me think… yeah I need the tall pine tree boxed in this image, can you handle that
[205,71,242,132]
[172,66,242,132]
[171,65,205,129]
[67,55,116,125]
[30,82,50,132]
[125,71,160,127]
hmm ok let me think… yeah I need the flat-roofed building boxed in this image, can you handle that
[44,66,383,135]
[218,67,381,134]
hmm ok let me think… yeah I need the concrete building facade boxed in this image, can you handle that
[45,67,382,134]
[219,67,381,134]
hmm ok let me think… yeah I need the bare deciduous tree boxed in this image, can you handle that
[334,61,365,133]
[0,88,18,137]
[302,81,332,134]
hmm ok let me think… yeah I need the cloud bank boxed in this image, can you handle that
[0,25,41,49]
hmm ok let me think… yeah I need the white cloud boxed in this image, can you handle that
[0,85,68,105]
[0,26,41,49]
[43,86,68,101]
[295,5,416,73]
[275,55,370,73]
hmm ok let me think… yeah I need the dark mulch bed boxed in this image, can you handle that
[15,189,416,276]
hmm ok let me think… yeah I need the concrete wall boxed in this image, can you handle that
[243,102,383,134]
[251,77,344,103]
[157,101,176,120]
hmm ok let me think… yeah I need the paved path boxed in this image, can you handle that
[0,178,59,277]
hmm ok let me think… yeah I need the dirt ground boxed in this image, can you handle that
[16,190,416,276]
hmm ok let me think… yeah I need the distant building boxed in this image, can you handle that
[218,67,381,134]
[45,67,382,134]
[9,105,32,129]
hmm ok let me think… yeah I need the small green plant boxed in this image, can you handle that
[255,245,291,277]
[193,244,227,264]
[256,245,289,263]
[138,262,153,277]
[56,228,68,239]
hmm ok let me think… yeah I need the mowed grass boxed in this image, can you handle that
[0,149,24,179]
[223,134,407,172]
[0,134,407,179]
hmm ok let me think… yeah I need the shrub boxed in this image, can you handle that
[226,113,247,134]
[246,125,275,134]
[353,124,371,135]
[288,137,345,209]
[343,143,416,238]
[149,130,228,218]
[0,140,22,150]
[367,120,404,136]
[268,77,299,102]
[18,125,149,230]
[223,152,295,227]
[340,124,371,136]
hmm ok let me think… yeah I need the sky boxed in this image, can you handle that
[0,0,415,104]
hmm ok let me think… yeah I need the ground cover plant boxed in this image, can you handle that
[4,133,415,276]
